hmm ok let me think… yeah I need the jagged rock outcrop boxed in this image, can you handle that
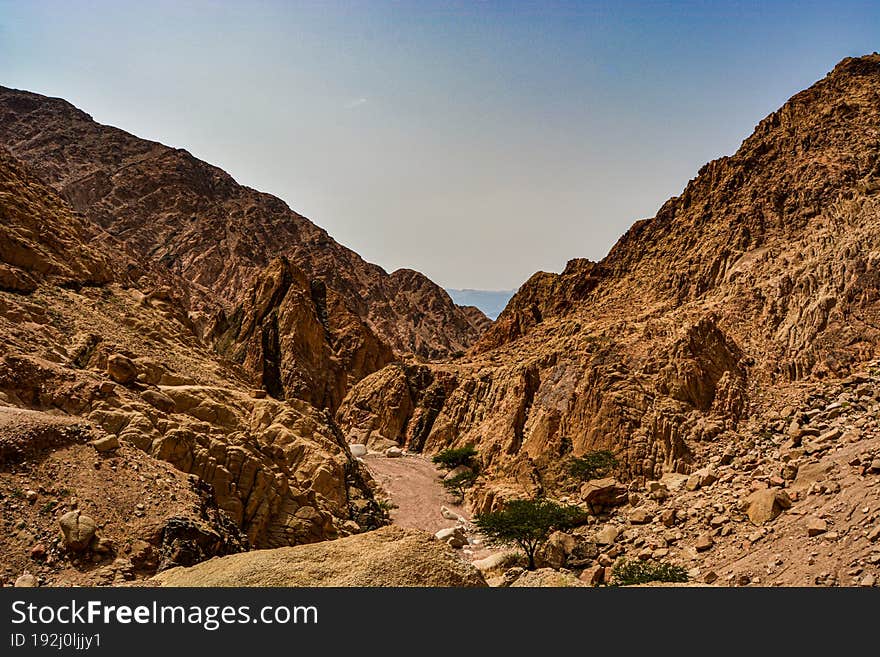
[337,55,880,508]
[0,150,384,587]
[335,363,457,452]
[0,86,489,366]
[474,259,605,352]
[211,256,393,411]
[0,148,114,292]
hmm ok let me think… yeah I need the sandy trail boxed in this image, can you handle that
[362,452,498,562]
[362,452,468,534]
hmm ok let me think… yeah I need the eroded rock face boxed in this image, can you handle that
[0,148,114,291]
[0,88,488,362]
[0,151,384,558]
[212,256,393,411]
[335,363,455,451]
[337,54,880,506]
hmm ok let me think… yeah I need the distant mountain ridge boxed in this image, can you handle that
[445,288,516,320]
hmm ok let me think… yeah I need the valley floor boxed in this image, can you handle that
[362,452,497,563]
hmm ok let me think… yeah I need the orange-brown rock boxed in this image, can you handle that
[0,150,384,573]
[211,256,393,411]
[0,86,488,364]
[337,55,880,508]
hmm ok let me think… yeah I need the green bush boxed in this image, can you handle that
[611,559,689,586]
[442,470,478,502]
[432,445,478,469]
[473,498,586,570]
[377,498,397,512]
[567,450,618,479]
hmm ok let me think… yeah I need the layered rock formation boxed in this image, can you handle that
[0,86,488,411]
[0,84,495,585]
[0,145,391,585]
[337,55,880,512]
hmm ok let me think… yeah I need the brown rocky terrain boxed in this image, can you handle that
[0,80,496,586]
[0,85,488,413]
[1,407,246,587]
[151,525,487,587]
[334,55,880,585]
[5,53,880,588]
[0,145,390,585]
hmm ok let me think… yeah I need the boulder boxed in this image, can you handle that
[440,506,460,521]
[567,538,599,567]
[686,467,718,492]
[141,389,176,413]
[806,517,828,537]
[595,524,620,546]
[510,568,585,587]
[385,446,403,458]
[579,564,605,586]
[536,531,578,569]
[90,434,120,452]
[817,428,842,443]
[472,550,520,575]
[59,510,97,551]
[629,508,653,525]
[659,509,677,527]
[14,573,37,587]
[790,462,835,494]
[694,533,714,552]
[349,443,367,458]
[580,477,627,512]
[107,354,138,385]
[697,468,718,488]
[745,489,792,526]
[434,526,468,549]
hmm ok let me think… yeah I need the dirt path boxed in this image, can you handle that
[362,452,497,561]
[363,452,468,534]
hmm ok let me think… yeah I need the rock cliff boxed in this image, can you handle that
[0,146,388,585]
[337,55,880,512]
[0,85,488,386]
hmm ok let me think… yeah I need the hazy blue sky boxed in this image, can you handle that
[1,1,878,288]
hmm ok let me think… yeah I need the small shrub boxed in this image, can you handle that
[442,470,478,502]
[432,445,478,469]
[39,500,57,515]
[611,559,689,586]
[567,450,618,479]
[377,499,397,512]
[473,498,586,570]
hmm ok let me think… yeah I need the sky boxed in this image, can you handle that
[1,1,879,289]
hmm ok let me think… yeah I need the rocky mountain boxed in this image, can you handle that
[0,86,489,404]
[1,143,398,585]
[0,79,495,587]
[336,54,880,520]
[5,53,880,588]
